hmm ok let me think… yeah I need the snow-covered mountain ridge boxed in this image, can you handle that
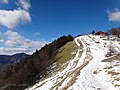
[27,35,120,90]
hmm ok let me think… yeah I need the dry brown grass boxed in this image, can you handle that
[102,55,120,62]
[114,84,120,87]
[62,61,89,90]
[62,48,93,90]
[103,66,113,69]
[114,77,120,81]
[107,71,120,76]
[93,70,98,74]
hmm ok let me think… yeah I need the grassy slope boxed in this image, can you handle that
[38,41,77,82]
[54,41,77,64]
[50,41,81,90]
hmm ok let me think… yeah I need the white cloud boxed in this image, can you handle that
[4,30,23,47]
[17,0,31,10]
[0,9,31,29]
[0,0,48,55]
[0,47,29,55]
[108,9,120,22]
[0,39,4,43]
[34,32,41,37]
[3,30,47,54]
[0,30,48,55]
[1,0,9,4]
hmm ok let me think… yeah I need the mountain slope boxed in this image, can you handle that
[0,53,27,65]
[0,35,74,90]
[27,34,120,90]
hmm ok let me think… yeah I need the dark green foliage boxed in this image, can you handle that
[91,30,95,34]
[0,35,74,90]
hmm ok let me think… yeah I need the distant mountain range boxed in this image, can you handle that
[0,53,28,65]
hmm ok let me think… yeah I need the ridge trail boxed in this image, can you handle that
[27,35,118,90]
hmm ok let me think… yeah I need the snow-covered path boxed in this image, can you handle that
[27,35,119,90]
[68,35,117,90]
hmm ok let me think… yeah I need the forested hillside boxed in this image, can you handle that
[0,35,74,90]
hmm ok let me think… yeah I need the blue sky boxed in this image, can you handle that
[24,0,120,40]
[0,0,120,55]
[28,0,120,40]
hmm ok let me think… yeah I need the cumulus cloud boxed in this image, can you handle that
[1,0,9,4]
[17,0,31,10]
[108,9,120,22]
[0,30,48,55]
[3,30,47,54]
[0,0,48,55]
[0,30,47,55]
[0,9,31,29]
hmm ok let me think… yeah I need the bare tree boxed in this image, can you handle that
[106,42,117,57]
[110,27,120,37]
